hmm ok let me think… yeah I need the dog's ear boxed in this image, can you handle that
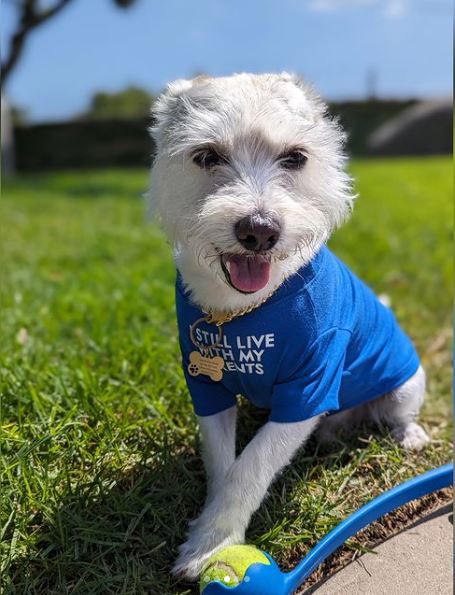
[276,72,328,119]
[149,79,191,147]
[150,76,213,148]
[277,71,347,150]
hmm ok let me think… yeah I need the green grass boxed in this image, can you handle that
[1,158,452,595]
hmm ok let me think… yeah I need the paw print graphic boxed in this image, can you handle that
[188,361,200,376]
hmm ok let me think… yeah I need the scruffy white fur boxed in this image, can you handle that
[149,73,429,580]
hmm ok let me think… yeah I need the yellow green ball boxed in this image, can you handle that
[199,545,270,592]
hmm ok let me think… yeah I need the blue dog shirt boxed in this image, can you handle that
[176,247,420,423]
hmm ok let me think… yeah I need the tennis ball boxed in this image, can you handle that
[199,545,270,593]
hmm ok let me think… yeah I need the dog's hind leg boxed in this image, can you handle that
[316,408,363,445]
[317,365,430,450]
[367,365,430,450]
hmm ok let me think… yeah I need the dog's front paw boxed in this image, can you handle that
[172,544,213,580]
[172,536,242,580]
[172,522,244,580]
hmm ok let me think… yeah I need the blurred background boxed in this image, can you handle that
[1,0,452,172]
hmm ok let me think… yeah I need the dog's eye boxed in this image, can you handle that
[192,148,227,169]
[279,150,308,170]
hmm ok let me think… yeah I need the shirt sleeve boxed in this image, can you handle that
[270,328,351,423]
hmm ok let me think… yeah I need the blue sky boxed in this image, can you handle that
[2,0,452,122]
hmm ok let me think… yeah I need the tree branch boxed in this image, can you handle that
[1,0,72,89]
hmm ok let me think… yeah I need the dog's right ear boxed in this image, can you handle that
[149,79,192,148]
[150,76,212,149]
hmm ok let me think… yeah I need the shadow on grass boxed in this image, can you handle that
[7,437,205,595]
[6,409,399,595]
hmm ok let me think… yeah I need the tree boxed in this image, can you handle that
[82,87,154,120]
[10,104,28,125]
[1,0,138,89]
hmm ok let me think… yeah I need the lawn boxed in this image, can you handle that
[1,158,452,595]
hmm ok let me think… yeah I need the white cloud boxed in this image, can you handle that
[307,0,375,11]
[306,0,410,18]
[384,0,409,19]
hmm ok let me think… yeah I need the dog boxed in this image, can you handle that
[149,72,430,580]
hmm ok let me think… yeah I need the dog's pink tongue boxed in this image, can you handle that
[227,255,271,293]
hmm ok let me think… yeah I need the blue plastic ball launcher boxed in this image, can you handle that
[202,463,453,595]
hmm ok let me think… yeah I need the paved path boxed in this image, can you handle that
[304,506,453,595]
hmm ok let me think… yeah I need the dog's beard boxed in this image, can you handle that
[175,236,320,312]
[198,235,320,297]
[180,193,334,305]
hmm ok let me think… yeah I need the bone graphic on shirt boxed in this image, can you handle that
[188,351,224,381]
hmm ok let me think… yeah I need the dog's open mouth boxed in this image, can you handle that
[221,254,271,293]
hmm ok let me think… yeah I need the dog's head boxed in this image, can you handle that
[150,73,355,311]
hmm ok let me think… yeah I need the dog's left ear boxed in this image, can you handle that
[276,72,328,119]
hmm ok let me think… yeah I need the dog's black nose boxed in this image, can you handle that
[235,213,281,252]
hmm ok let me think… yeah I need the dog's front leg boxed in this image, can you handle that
[173,415,320,579]
[198,406,237,501]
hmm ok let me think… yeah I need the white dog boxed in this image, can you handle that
[149,72,429,580]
